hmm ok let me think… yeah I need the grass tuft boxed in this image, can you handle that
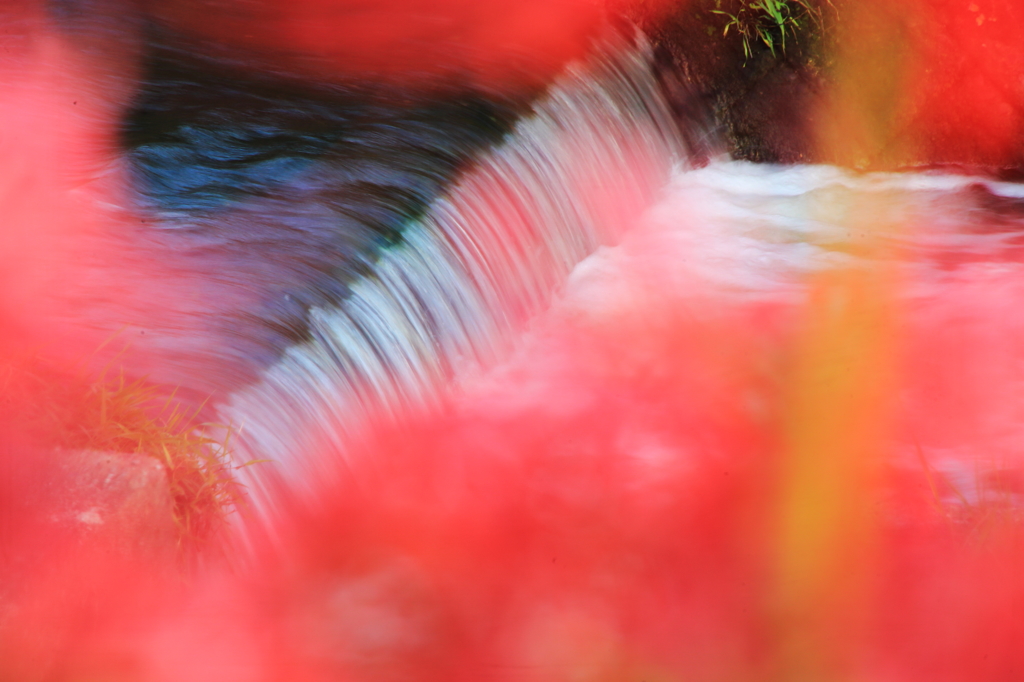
[0,352,246,553]
[711,0,834,62]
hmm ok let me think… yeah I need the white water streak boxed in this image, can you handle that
[222,39,687,506]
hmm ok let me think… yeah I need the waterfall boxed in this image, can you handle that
[220,37,688,507]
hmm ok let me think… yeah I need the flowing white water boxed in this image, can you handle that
[220,23,1024,517]
[517,159,1024,509]
[222,38,687,506]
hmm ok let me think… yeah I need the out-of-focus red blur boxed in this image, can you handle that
[0,1,139,356]
[822,0,1024,168]
[3,1,1024,680]
[5,230,1024,680]
[147,0,679,92]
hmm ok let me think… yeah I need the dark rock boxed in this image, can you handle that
[636,0,830,164]
[637,0,1024,175]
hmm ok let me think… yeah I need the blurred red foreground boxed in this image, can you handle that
[3,1,1024,681]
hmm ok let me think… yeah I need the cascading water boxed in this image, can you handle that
[221,38,688,506]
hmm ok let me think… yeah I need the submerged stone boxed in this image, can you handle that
[52,449,177,558]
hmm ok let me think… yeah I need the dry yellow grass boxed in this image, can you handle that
[0,353,246,553]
